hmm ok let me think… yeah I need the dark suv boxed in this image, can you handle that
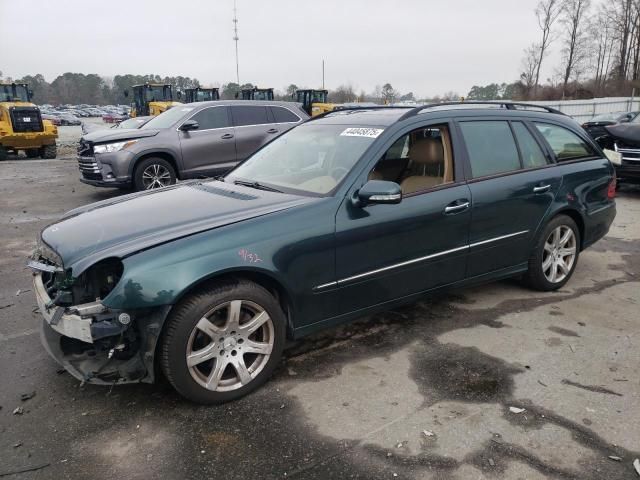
[32,102,616,403]
[77,100,308,191]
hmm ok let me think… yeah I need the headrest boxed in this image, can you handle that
[408,138,444,165]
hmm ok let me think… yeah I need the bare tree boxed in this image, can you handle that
[533,0,563,94]
[588,8,616,93]
[520,44,539,97]
[560,0,592,97]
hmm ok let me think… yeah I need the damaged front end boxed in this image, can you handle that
[29,242,169,385]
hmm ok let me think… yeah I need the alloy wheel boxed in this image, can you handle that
[186,300,274,392]
[542,225,577,284]
[141,163,172,189]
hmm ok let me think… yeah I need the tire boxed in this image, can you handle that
[25,149,40,159]
[133,157,176,191]
[524,214,580,291]
[160,280,286,404]
[40,144,57,159]
[0,147,7,161]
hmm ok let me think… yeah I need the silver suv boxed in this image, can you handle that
[77,100,308,191]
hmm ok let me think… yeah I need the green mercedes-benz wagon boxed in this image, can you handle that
[30,102,616,403]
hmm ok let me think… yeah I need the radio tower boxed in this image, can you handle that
[233,0,240,86]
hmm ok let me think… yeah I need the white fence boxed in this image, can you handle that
[526,97,640,121]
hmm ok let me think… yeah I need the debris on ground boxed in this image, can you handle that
[12,407,24,415]
[20,392,35,402]
[13,442,22,448]
[488,458,495,466]
[509,407,526,414]
[422,430,435,437]
[633,458,640,476]
[0,303,14,310]
[15,289,31,296]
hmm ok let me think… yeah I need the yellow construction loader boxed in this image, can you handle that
[125,83,182,117]
[295,89,336,116]
[0,82,58,160]
[184,87,220,103]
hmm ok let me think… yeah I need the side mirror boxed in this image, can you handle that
[123,90,129,98]
[179,120,199,131]
[352,180,402,207]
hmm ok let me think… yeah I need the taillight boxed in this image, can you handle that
[607,173,617,199]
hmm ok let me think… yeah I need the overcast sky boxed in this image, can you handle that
[1,0,567,98]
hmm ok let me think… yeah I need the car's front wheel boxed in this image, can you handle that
[524,214,580,291]
[134,157,176,191]
[160,280,286,404]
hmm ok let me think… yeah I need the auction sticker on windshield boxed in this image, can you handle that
[340,127,384,138]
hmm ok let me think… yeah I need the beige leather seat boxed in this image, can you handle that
[400,138,445,194]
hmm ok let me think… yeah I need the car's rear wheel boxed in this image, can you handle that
[40,144,57,159]
[524,214,580,291]
[134,157,176,191]
[160,280,286,404]
[0,147,7,161]
[25,149,40,159]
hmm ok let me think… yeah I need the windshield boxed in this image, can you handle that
[227,124,383,195]
[0,84,29,102]
[144,85,172,102]
[254,90,273,100]
[141,106,194,129]
[590,113,623,123]
[196,90,214,101]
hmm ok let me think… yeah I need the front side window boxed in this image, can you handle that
[190,107,230,130]
[534,123,594,161]
[512,122,548,169]
[231,106,270,126]
[460,121,520,178]
[227,124,380,195]
[368,124,454,194]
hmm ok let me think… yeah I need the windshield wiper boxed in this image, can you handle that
[233,179,283,193]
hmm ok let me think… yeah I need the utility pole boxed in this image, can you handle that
[233,0,240,86]
[322,59,325,89]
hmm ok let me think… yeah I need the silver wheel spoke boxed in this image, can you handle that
[187,343,217,367]
[205,359,226,390]
[549,262,558,282]
[542,255,553,271]
[244,339,272,355]
[559,228,572,247]
[557,259,570,275]
[226,300,242,330]
[558,247,575,257]
[232,358,252,385]
[544,242,554,253]
[240,311,270,335]
[196,317,222,338]
[552,228,561,248]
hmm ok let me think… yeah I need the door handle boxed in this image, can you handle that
[221,133,234,139]
[533,184,551,193]
[267,128,279,134]
[444,200,470,214]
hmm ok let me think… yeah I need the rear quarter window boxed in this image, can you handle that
[534,123,595,161]
[271,106,300,123]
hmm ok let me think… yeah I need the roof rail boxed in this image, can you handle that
[306,105,413,122]
[397,101,566,121]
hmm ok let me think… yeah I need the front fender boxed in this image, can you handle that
[128,147,181,176]
[102,225,295,312]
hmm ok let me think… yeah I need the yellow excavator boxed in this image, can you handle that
[184,87,220,103]
[295,89,336,116]
[0,82,58,160]
[125,83,182,117]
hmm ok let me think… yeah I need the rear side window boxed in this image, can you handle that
[512,122,548,169]
[230,106,270,126]
[189,107,230,130]
[534,123,594,161]
[459,121,520,178]
[271,106,300,123]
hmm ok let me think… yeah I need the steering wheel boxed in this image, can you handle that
[330,167,349,181]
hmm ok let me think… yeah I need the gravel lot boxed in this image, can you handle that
[0,159,639,479]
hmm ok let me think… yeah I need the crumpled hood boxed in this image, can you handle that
[82,127,160,144]
[604,123,640,147]
[41,181,315,275]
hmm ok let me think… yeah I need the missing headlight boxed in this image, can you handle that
[72,258,124,304]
